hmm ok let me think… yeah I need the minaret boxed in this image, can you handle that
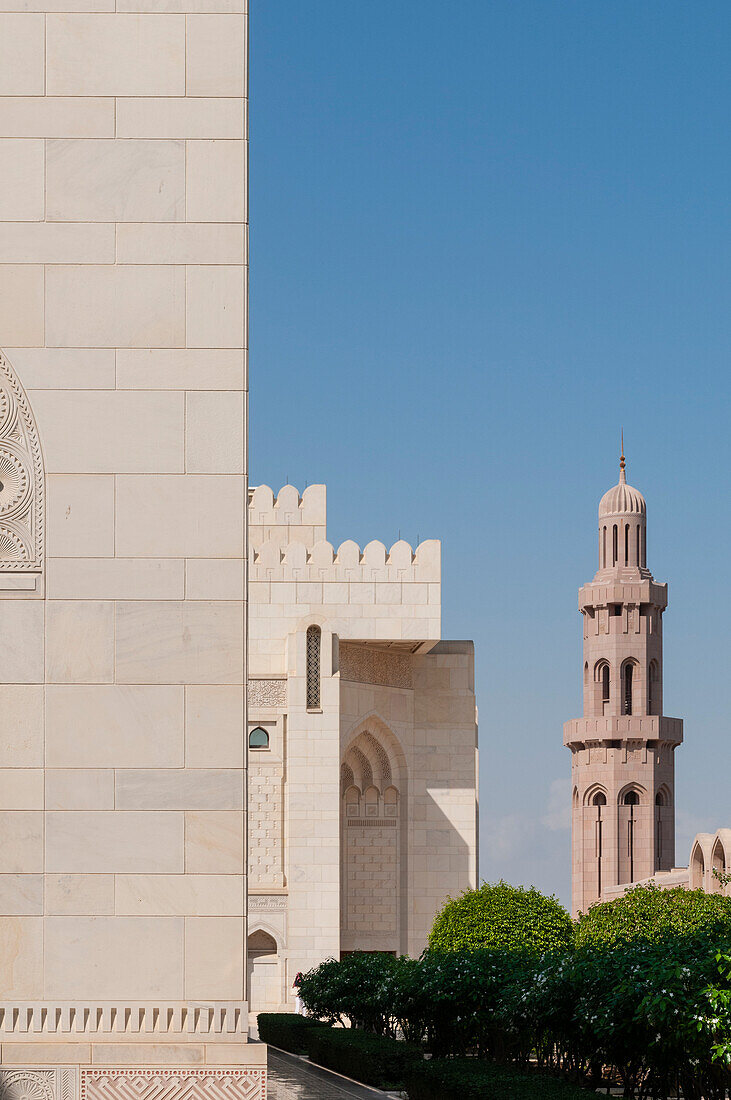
[564,442,683,915]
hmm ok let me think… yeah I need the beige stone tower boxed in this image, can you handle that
[564,445,683,915]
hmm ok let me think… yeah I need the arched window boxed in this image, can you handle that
[306,624,321,710]
[612,524,618,566]
[624,523,629,565]
[622,662,633,715]
[602,525,607,568]
[648,660,658,715]
[249,726,269,750]
[623,790,639,881]
[592,792,606,895]
[602,664,610,704]
[636,525,640,567]
[655,791,665,806]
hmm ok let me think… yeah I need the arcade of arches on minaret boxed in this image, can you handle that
[564,448,683,916]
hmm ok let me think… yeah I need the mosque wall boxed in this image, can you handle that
[247,485,478,1009]
[0,2,257,1087]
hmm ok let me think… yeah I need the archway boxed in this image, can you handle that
[340,721,405,954]
[247,929,280,1012]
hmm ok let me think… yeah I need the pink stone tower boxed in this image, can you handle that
[564,442,683,915]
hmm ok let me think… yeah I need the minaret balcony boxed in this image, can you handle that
[579,579,668,612]
[563,714,683,748]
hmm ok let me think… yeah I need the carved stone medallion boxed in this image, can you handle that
[0,351,44,572]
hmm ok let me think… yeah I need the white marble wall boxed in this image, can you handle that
[0,0,249,1025]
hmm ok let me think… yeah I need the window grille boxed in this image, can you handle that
[306,625,321,709]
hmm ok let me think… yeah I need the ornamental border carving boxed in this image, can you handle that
[0,350,44,573]
[81,1069,265,1100]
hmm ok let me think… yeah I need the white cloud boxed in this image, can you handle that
[542,777,571,832]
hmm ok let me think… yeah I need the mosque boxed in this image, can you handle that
[246,483,478,1010]
[565,445,728,915]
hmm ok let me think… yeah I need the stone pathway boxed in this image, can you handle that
[267,1048,393,1100]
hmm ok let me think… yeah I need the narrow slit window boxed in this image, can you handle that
[612,524,618,566]
[306,625,321,710]
[601,664,610,703]
[624,523,629,564]
[623,663,633,715]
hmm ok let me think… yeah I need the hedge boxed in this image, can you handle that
[404,1058,595,1100]
[306,1027,421,1090]
[299,936,731,1096]
[256,1013,328,1055]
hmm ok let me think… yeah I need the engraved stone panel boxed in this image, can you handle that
[248,895,287,912]
[81,1069,265,1100]
[0,350,44,571]
[339,643,412,689]
[0,1068,77,1100]
[247,679,285,708]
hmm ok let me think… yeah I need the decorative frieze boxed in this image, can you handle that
[81,1070,265,1100]
[0,1004,247,1035]
[248,895,287,912]
[339,643,412,689]
[247,679,286,708]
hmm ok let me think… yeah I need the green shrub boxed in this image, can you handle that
[256,1012,328,1055]
[404,1058,594,1099]
[298,951,411,1035]
[306,1027,421,1090]
[575,883,731,947]
[428,881,573,953]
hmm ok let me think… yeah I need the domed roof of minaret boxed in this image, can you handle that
[598,440,646,517]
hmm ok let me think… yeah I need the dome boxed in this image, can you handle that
[598,463,646,518]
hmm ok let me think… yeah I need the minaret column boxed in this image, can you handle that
[565,450,683,915]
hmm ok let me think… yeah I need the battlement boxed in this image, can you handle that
[249,484,327,549]
[251,536,440,583]
[248,485,440,582]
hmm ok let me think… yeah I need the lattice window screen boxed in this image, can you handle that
[306,625,321,709]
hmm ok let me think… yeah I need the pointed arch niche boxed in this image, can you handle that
[340,718,407,955]
[0,351,44,580]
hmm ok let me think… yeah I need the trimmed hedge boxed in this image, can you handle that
[256,1013,328,1055]
[306,1027,421,1090]
[404,1059,595,1100]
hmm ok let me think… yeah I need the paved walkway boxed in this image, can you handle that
[267,1047,394,1100]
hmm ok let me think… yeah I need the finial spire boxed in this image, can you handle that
[619,429,626,482]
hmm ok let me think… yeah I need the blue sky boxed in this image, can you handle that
[249,1,731,907]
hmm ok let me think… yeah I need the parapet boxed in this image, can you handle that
[249,484,327,549]
[251,534,441,583]
[248,485,441,582]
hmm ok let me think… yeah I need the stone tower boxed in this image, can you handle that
[564,445,683,915]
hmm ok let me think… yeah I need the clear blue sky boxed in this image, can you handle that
[250,1,731,907]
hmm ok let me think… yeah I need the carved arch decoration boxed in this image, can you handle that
[0,351,44,572]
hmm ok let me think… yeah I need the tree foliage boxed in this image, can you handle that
[428,880,573,954]
[575,883,731,948]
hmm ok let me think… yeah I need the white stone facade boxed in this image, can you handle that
[0,0,257,1092]
[247,485,478,1012]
